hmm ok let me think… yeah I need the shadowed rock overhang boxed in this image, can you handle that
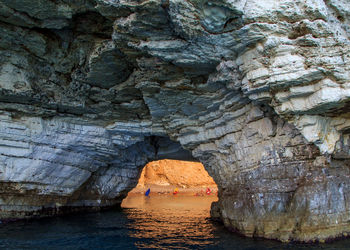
[1,0,350,243]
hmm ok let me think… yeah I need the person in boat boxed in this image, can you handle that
[206,187,211,195]
[145,188,151,196]
[173,187,179,195]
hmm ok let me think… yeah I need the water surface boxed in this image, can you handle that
[1,194,350,249]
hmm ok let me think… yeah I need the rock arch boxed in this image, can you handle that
[0,114,200,220]
[1,0,350,243]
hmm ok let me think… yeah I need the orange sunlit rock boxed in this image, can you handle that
[130,159,217,194]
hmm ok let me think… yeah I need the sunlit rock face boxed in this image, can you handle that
[1,0,350,242]
[132,159,217,191]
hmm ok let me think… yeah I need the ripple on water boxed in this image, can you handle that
[1,194,350,249]
[121,195,218,249]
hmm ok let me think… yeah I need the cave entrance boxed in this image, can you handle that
[118,137,219,247]
[122,159,218,199]
[122,136,218,199]
[120,159,219,248]
[121,158,218,211]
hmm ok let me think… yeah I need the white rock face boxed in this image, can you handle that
[1,0,350,242]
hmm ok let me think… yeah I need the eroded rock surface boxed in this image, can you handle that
[1,0,350,242]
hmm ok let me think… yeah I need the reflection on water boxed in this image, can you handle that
[122,195,218,249]
[1,194,350,249]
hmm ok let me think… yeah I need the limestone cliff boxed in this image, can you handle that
[1,0,350,243]
[133,159,217,190]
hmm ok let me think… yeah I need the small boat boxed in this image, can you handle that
[145,188,151,196]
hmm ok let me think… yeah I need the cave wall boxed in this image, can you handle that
[1,0,350,242]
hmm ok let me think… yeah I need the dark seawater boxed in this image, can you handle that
[1,194,350,249]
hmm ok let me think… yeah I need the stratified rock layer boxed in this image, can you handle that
[1,0,350,242]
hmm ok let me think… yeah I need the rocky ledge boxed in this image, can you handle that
[1,0,350,243]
